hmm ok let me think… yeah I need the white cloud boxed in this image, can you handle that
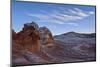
[27,13,50,19]
[74,8,83,12]
[35,19,65,24]
[78,12,89,17]
[72,8,89,17]
[89,11,95,15]
[68,9,77,14]
[27,8,95,25]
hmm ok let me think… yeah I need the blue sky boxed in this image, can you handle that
[12,0,96,35]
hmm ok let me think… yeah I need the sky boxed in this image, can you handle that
[12,0,96,35]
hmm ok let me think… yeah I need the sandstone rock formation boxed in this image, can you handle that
[39,27,54,46]
[12,21,96,66]
[12,22,55,66]
[15,22,41,52]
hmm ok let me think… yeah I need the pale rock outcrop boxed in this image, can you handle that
[39,26,54,46]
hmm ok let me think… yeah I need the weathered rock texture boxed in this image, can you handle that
[15,22,41,52]
[39,27,54,46]
[12,21,96,66]
[12,22,56,66]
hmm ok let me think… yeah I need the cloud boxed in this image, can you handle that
[68,8,89,17]
[27,7,95,25]
[89,11,95,15]
[67,23,79,26]
[35,19,65,24]
[27,13,50,19]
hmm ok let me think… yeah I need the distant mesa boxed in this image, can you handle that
[62,31,77,35]
[62,31,95,38]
